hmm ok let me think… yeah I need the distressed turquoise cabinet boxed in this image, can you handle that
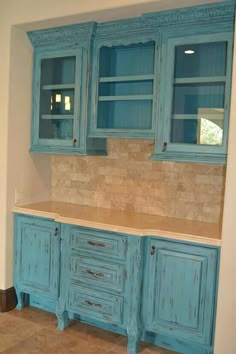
[13,212,220,354]
[89,35,160,139]
[14,215,60,309]
[143,238,219,354]
[56,225,144,354]
[28,23,106,155]
[151,4,234,164]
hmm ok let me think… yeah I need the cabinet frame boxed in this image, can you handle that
[142,237,220,351]
[151,31,234,164]
[14,214,61,308]
[88,35,161,139]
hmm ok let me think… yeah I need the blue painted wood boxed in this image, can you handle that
[126,236,144,354]
[89,38,159,138]
[70,255,126,293]
[70,227,127,261]
[142,238,219,352]
[29,24,106,156]
[152,30,234,164]
[14,214,60,307]
[14,213,220,354]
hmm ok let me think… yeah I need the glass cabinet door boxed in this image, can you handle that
[155,33,233,163]
[171,41,227,146]
[39,56,76,140]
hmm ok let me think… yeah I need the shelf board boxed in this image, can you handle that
[99,75,154,83]
[174,76,226,85]
[42,84,75,90]
[172,112,224,121]
[98,95,153,101]
[41,114,74,120]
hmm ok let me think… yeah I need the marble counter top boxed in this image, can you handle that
[12,201,221,246]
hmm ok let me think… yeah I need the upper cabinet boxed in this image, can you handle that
[152,32,233,164]
[89,38,159,138]
[28,1,235,162]
[28,23,106,155]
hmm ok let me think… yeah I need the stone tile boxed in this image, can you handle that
[0,312,42,352]
[1,327,89,354]
[0,308,179,354]
[8,307,57,329]
[51,139,225,223]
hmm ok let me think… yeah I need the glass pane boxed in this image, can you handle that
[40,89,74,116]
[174,42,227,78]
[39,119,73,140]
[41,56,76,85]
[171,83,225,145]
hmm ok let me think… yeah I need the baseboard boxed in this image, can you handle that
[0,287,17,312]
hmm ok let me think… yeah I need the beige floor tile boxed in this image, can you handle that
[0,312,42,352]
[0,308,179,354]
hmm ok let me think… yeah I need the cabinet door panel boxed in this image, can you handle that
[144,239,218,345]
[14,216,60,300]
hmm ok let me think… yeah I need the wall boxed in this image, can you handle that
[52,140,225,223]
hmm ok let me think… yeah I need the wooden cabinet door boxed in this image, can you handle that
[14,215,60,300]
[143,238,219,345]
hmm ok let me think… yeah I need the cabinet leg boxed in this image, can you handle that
[56,301,69,330]
[127,335,140,354]
[15,289,24,310]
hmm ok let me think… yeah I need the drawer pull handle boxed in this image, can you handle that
[85,300,102,307]
[86,270,104,277]
[150,245,156,256]
[88,241,105,247]
[54,227,59,237]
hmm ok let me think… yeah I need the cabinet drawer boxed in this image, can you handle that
[70,255,125,293]
[70,228,126,260]
[67,284,124,325]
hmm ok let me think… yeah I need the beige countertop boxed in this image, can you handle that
[12,201,221,246]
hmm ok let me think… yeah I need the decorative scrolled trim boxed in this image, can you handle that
[96,2,234,40]
[144,2,235,29]
[28,22,96,48]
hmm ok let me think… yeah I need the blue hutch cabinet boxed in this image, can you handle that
[27,1,235,163]
[14,211,220,354]
[28,23,106,155]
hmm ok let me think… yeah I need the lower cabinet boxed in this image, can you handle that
[13,214,219,354]
[14,214,60,309]
[142,238,219,354]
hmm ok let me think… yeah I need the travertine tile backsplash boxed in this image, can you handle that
[51,139,225,223]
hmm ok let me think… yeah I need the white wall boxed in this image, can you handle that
[0,0,234,352]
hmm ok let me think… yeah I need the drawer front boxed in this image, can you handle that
[67,284,124,325]
[70,228,126,260]
[70,255,126,293]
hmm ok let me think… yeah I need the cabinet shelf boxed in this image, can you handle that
[42,84,75,90]
[41,114,74,120]
[98,95,153,101]
[174,76,226,85]
[99,75,154,83]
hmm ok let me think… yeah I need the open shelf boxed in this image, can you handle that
[95,41,155,134]
[99,75,154,83]
[174,76,226,85]
[98,95,153,101]
[42,84,75,90]
[41,114,74,120]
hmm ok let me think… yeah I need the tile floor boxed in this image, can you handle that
[0,307,178,353]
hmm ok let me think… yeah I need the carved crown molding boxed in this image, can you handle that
[28,22,96,49]
[28,2,235,47]
[144,2,235,30]
[96,1,235,40]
